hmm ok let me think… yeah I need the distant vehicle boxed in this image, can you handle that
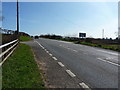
[34,36,39,39]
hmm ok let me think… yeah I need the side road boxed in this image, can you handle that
[23,40,83,88]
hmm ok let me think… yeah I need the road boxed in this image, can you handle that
[34,38,118,88]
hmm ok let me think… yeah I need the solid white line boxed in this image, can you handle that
[79,82,90,89]
[66,70,76,77]
[97,58,120,66]
[58,62,64,67]
[49,53,52,56]
[52,57,57,60]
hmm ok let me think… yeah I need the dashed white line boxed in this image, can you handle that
[52,57,57,60]
[66,70,76,77]
[46,51,49,53]
[97,58,119,66]
[49,53,52,56]
[58,62,64,67]
[44,49,47,51]
[79,82,90,89]
[72,50,78,52]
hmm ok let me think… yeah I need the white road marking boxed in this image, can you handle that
[35,41,45,49]
[46,51,49,53]
[97,50,118,56]
[66,70,76,77]
[44,49,47,51]
[49,53,52,56]
[97,58,120,66]
[72,50,78,52]
[79,82,90,89]
[58,62,64,67]
[42,47,45,49]
[52,57,57,60]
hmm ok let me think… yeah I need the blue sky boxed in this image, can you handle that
[2,2,118,38]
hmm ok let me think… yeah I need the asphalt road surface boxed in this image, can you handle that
[34,38,119,88]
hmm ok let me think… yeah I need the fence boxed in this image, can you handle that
[0,39,19,66]
[0,28,19,66]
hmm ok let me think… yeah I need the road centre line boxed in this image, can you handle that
[66,70,76,77]
[97,58,119,66]
[52,57,57,60]
[79,82,90,89]
[58,62,64,67]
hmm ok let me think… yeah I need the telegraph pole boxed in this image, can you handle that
[17,0,19,36]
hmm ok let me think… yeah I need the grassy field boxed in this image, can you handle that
[2,43,44,88]
[20,36,32,41]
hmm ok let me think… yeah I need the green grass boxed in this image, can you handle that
[74,41,120,51]
[54,38,120,52]
[20,36,32,41]
[2,43,44,88]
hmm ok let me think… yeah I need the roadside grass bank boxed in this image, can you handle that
[74,41,120,51]
[20,36,32,41]
[54,38,120,52]
[2,43,44,88]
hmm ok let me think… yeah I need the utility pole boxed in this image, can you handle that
[17,0,19,36]
[102,29,104,39]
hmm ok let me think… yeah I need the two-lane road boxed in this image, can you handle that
[35,38,118,88]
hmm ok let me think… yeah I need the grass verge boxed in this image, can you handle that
[74,41,120,52]
[54,39,120,52]
[2,43,44,88]
[20,36,32,41]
